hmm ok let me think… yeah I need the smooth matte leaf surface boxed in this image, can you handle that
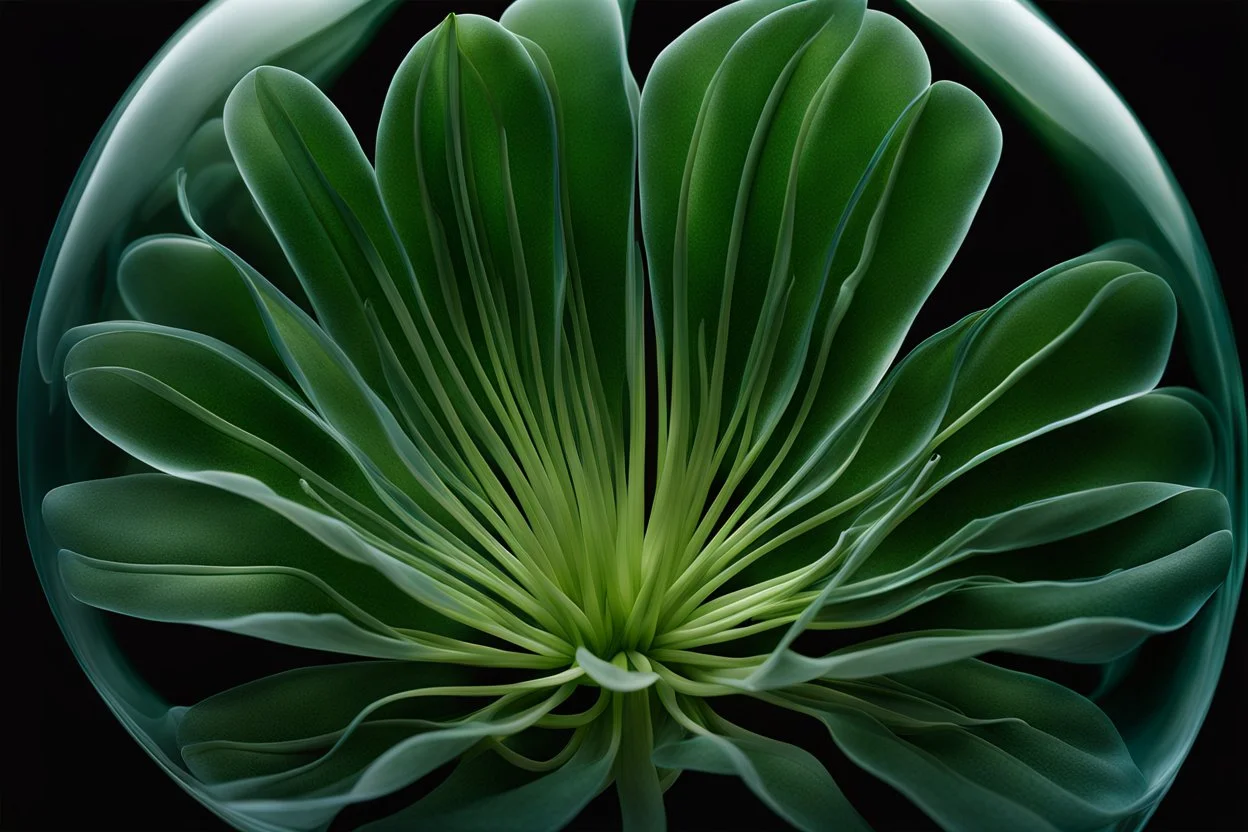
[35,2,1237,831]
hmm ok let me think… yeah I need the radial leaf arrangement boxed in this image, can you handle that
[42,0,1234,829]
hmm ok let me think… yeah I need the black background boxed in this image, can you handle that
[1,1,1244,830]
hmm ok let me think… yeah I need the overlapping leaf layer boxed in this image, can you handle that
[44,0,1232,829]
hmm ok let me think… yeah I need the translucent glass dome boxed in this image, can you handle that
[17,1,1244,830]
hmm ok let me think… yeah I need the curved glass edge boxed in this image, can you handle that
[17,0,399,829]
[32,0,402,383]
[899,1,1246,829]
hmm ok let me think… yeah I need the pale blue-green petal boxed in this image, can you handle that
[363,710,617,832]
[576,647,660,693]
[652,727,868,832]
[770,659,1150,830]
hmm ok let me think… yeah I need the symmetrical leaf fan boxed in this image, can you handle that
[22,0,1242,830]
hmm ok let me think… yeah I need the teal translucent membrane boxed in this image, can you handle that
[16,1,1243,830]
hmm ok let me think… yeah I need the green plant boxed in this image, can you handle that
[40,0,1234,829]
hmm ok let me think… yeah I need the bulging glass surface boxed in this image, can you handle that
[17,1,1244,830]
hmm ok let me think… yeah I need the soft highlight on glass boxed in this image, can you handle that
[17,1,1244,830]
